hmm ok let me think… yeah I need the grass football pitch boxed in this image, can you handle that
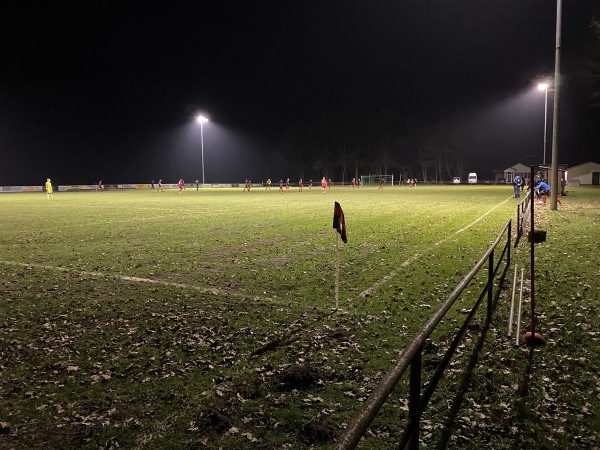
[1,185,598,449]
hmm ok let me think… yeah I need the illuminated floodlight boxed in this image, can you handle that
[537,84,550,165]
[196,114,209,186]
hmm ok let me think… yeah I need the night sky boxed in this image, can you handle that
[1,1,599,186]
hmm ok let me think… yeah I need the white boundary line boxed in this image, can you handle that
[0,260,269,301]
[1,197,512,304]
[357,197,512,298]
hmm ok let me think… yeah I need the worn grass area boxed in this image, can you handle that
[0,185,597,449]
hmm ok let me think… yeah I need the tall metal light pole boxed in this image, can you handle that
[196,114,209,187]
[537,83,549,166]
[550,0,562,210]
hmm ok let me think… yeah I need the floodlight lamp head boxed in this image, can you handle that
[196,115,209,124]
[537,83,549,91]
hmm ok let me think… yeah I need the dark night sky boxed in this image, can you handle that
[1,1,599,185]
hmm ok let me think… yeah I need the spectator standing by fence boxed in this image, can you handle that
[513,175,522,198]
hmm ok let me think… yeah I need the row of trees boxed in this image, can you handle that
[278,110,467,184]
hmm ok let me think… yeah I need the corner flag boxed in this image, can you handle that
[333,202,347,243]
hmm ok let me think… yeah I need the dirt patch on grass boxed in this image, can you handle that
[206,409,233,433]
[275,364,322,391]
[303,416,336,444]
[269,256,289,266]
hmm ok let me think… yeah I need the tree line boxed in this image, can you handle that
[279,109,467,184]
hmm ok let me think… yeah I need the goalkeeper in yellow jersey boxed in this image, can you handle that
[45,178,53,200]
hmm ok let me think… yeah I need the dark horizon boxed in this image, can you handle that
[1,1,599,186]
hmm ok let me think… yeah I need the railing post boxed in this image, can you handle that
[507,219,511,267]
[487,250,494,324]
[516,203,521,239]
[406,346,422,450]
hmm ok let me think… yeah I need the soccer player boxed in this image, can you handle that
[97,180,103,191]
[309,179,313,189]
[285,178,290,193]
[378,178,384,190]
[298,178,303,191]
[266,178,271,190]
[321,176,327,194]
[158,179,163,192]
[351,177,355,188]
[279,179,283,192]
[45,178,53,200]
[195,179,200,191]
[178,179,184,193]
[151,180,155,190]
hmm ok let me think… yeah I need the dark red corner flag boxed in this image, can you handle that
[333,201,347,243]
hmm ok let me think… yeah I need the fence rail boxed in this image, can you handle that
[516,190,531,245]
[334,219,512,450]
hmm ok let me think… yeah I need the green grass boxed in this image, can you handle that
[0,185,598,449]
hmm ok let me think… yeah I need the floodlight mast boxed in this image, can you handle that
[196,115,209,187]
[550,0,562,211]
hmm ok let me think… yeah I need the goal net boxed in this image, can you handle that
[360,174,394,186]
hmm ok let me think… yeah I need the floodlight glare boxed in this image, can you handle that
[196,114,209,186]
[538,84,550,165]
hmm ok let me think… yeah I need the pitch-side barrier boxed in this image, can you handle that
[515,190,531,245]
[334,219,512,450]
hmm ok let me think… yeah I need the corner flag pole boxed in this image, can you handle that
[333,201,347,310]
[335,230,340,310]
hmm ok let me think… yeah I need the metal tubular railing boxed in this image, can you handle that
[333,219,512,450]
[516,190,531,245]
